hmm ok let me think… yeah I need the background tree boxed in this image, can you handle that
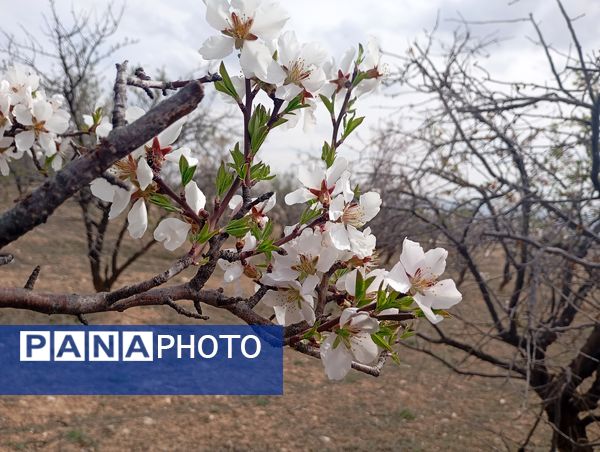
[1,0,232,291]
[365,2,600,449]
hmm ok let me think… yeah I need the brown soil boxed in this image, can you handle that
[0,188,556,451]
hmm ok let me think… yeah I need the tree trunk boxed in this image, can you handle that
[546,402,591,452]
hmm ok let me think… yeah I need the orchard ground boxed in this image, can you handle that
[0,187,558,451]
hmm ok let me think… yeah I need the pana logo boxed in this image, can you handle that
[19,331,262,362]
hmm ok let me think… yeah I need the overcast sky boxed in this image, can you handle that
[2,0,600,172]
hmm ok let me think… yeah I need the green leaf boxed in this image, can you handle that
[214,62,239,100]
[342,116,365,141]
[270,117,288,128]
[193,223,218,244]
[216,161,234,196]
[319,94,334,115]
[299,205,322,225]
[282,93,308,115]
[356,43,365,66]
[249,105,270,154]
[321,142,336,168]
[352,71,368,88]
[250,162,275,182]
[228,142,246,179]
[148,194,179,213]
[371,333,394,353]
[182,165,196,187]
[224,216,251,238]
[179,155,189,178]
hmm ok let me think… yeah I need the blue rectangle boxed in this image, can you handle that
[0,325,283,395]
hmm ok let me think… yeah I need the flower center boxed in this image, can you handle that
[32,119,47,136]
[291,254,318,279]
[222,12,258,49]
[342,203,365,227]
[114,155,138,179]
[284,59,311,86]
[284,287,304,309]
[408,268,435,295]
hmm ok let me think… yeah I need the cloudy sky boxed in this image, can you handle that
[2,0,599,172]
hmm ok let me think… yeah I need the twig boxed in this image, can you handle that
[112,60,128,127]
[0,254,14,266]
[24,266,41,290]
[165,297,209,320]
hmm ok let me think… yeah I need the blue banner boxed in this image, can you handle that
[0,325,283,395]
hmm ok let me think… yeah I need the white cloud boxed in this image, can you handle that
[1,0,599,172]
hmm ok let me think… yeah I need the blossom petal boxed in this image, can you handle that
[316,246,338,273]
[204,0,229,30]
[13,105,33,126]
[0,158,9,176]
[45,112,69,134]
[90,178,115,202]
[420,279,462,310]
[185,181,206,212]
[329,195,345,222]
[154,218,191,251]
[224,262,244,282]
[157,117,186,147]
[326,156,348,187]
[252,1,289,40]
[421,247,448,280]
[32,99,52,122]
[297,164,322,189]
[109,187,132,219]
[386,261,411,293]
[127,199,148,239]
[359,191,381,223]
[414,297,444,324]
[328,222,351,251]
[320,333,353,380]
[284,187,313,205]
[399,238,425,276]
[14,130,35,151]
[136,158,154,190]
[350,332,379,364]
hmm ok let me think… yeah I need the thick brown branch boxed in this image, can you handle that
[0,79,204,249]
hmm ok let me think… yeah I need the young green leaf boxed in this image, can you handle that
[224,216,251,238]
[342,116,365,141]
[148,194,179,213]
[216,161,234,196]
[319,94,334,115]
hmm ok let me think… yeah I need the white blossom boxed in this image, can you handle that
[261,274,318,326]
[0,137,22,176]
[269,228,338,282]
[4,64,39,106]
[386,238,462,323]
[199,0,288,82]
[154,218,192,251]
[217,231,258,282]
[89,178,133,220]
[320,307,380,380]
[285,157,349,205]
[127,198,148,239]
[274,31,327,101]
[328,191,381,253]
[13,97,69,154]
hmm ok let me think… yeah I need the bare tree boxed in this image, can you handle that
[365,2,600,450]
[1,1,231,291]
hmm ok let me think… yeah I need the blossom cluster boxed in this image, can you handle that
[0,66,71,175]
[0,0,462,381]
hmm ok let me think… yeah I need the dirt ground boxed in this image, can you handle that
[0,188,558,451]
